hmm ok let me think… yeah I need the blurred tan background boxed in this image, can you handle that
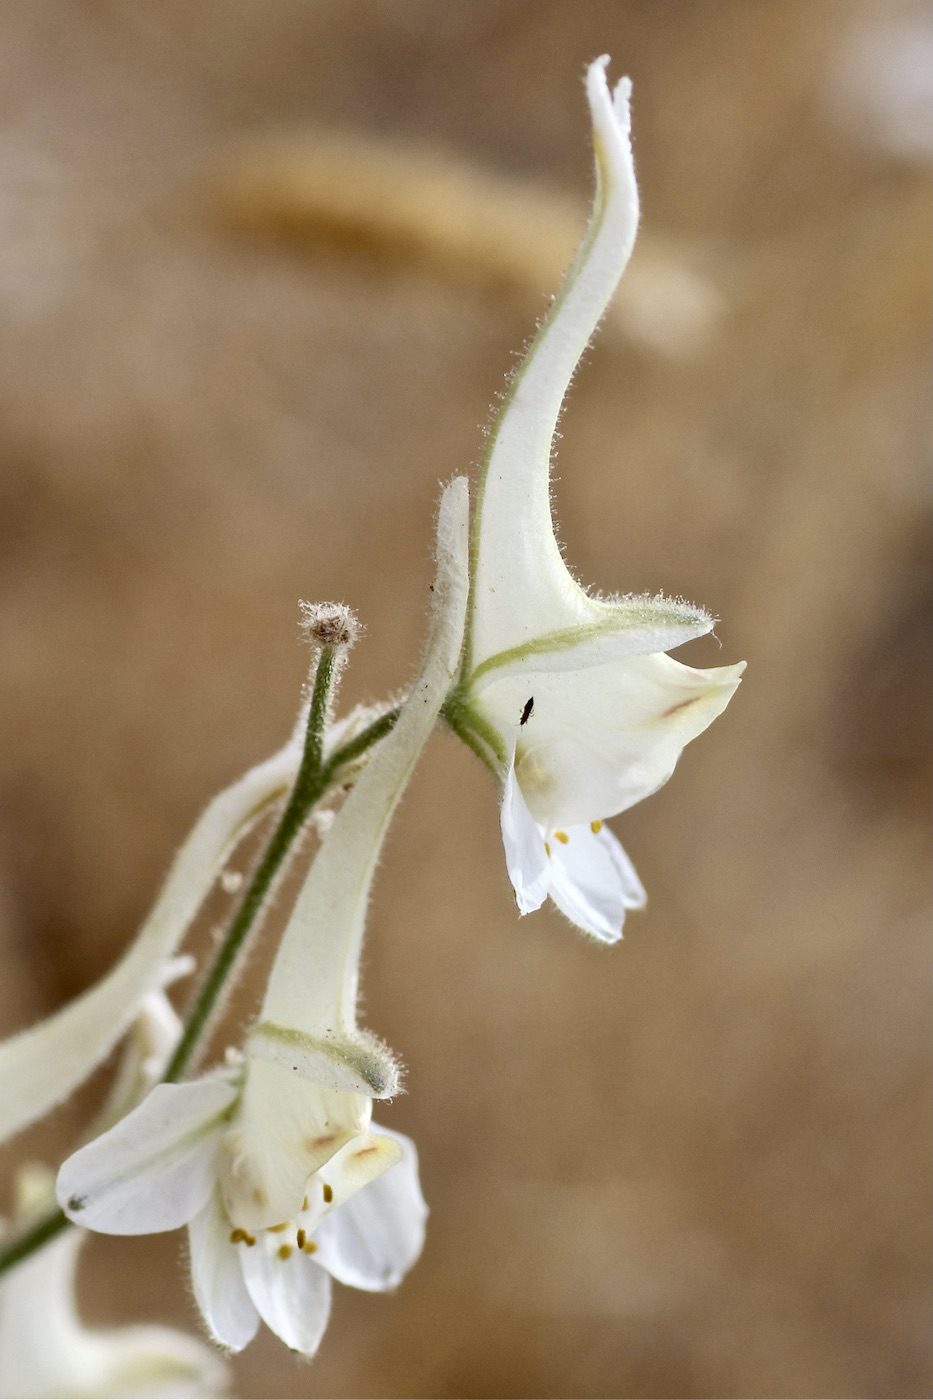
[0,2,930,1396]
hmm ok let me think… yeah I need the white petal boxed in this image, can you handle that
[547,823,645,943]
[468,59,640,669]
[484,653,745,828]
[57,1079,237,1234]
[188,1191,259,1353]
[500,760,550,914]
[317,1130,403,1211]
[258,478,469,1045]
[0,737,301,1148]
[239,1240,332,1356]
[313,1125,427,1292]
[219,1058,370,1232]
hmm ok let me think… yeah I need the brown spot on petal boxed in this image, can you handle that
[353,1145,381,1159]
[661,696,700,718]
[305,1134,337,1152]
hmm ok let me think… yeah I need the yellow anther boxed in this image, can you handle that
[229,1228,247,1245]
[322,1183,333,1204]
[544,842,551,858]
[590,819,603,834]
[302,1196,309,1212]
[302,1240,318,1254]
[554,830,569,844]
[278,1244,293,1260]
[296,1228,306,1250]
[244,1233,256,1247]
[267,1222,289,1233]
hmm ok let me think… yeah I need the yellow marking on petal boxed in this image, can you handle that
[302,1241,318,1254]
[590,820,603,834]
[322,1183,333,1204]
[296,1228,306,1250]
[278,1244,293,1260]
[553,830,569,844]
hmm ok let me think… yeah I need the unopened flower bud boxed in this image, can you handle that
[299,602,359,649]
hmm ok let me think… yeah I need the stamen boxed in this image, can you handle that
[322,1183,333,1204]
[244,1233,256,1247]
[302,1240,318,1254]
[590,820,603,833]
[544,842,551,858]
[278,1244,293,1260]
[554,830,569,844]
[296,1228,306,1250]
[229,1228,248,1244]
[267,1222,289,1233]
[302,1196,309,1211]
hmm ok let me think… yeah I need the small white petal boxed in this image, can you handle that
[188,1191,259,1353]
[57,1080,237,1234]
[316,1131,403,1212]
[239,1240,331,1356]
[313,1125,427,1292]
[500,760,550,914]
[547,823,645,943]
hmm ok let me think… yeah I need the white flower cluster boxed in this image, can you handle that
[0,58,742,1394]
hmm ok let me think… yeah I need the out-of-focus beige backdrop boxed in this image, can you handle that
[0,3,929,1397]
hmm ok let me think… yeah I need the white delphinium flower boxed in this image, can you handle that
[0,1174,227,1399]
[57,479,469,1356]
[447,58,745,942]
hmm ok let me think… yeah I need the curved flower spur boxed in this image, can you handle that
[56,480,470,1357]
[445,58,745,942]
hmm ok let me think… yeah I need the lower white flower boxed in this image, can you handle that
[57,1078,426,1355]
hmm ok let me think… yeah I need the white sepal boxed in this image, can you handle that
[57,1079,238,1234]
[480,652,746,829]
[467,58,642,672]
[500,761,549,914]
[238,1241,332,1357]
[546,821,645,943]
[313,1125,427,1292]
[188,1190,260,1353]
[0,737,300,1148]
